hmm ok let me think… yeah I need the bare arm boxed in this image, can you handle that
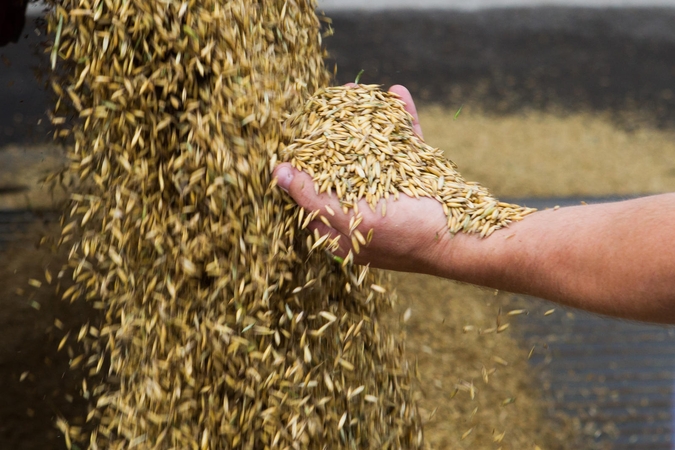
[439,194,675,323]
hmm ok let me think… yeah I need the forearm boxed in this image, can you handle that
[434,194,675,323]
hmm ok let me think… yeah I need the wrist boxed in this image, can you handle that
[425,215,536,289]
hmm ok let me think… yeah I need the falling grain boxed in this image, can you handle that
[45,1,424,448]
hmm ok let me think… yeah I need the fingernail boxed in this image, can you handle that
[274,165,293,193]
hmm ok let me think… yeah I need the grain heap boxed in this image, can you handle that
[46,0,422,448]
[283,85,536,240]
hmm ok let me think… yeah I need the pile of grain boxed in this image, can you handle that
[45,0,422,448]
[283,85,535,242]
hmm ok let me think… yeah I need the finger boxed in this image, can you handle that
[389,84,423,139]
[273,163,351,234]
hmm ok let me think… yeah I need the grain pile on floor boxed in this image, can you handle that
[45,0,423,448]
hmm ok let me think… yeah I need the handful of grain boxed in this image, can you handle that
[283,85,535,238]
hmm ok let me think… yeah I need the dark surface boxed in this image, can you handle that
[0,0,29,47]
[519,300,675,449]
[0,14,53,148]
[327,8,675,129]
[0,214,94,450]
[5,7,675,148]
[0,210,57,248]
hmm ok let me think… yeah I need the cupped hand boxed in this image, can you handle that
[274,85,455,275]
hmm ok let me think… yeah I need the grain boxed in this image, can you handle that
[461,427,474,440]
[493,356,509,366]
[283,85,536,239]
[45,0,423,448]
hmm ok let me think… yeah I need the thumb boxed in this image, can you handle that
[273,162,296,194]
[274,163,328,212]
[273,163,350,232]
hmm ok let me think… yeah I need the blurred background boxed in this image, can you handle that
[3,0,675,448]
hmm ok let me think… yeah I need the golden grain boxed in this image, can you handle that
[46,0,423,448]
[493,356,509,366]
[284,86,535,239]
[497,323,510,333]
[461,427,474,440]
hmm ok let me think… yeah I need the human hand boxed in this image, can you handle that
[274,85,457,275]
